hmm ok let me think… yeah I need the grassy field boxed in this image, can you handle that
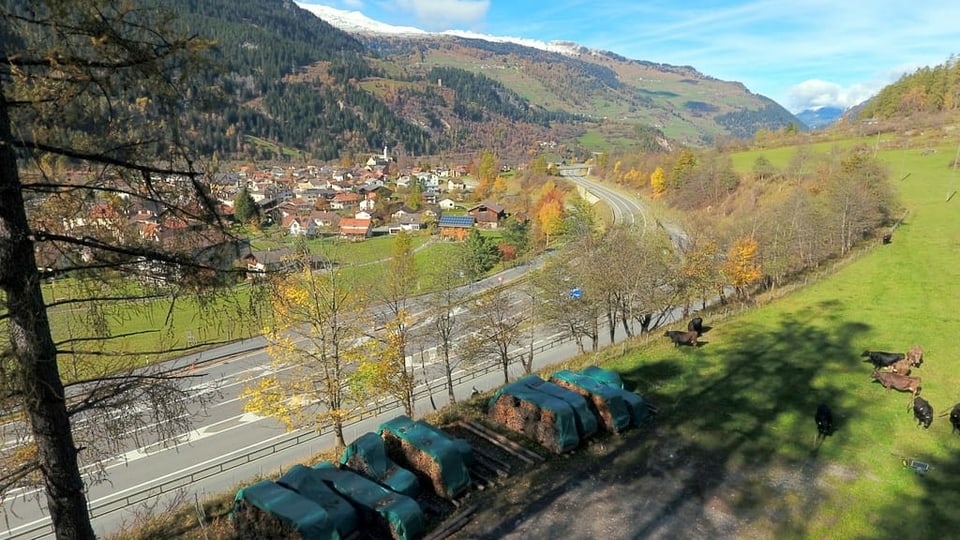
[41,232,482,376]
[593,138,960,538]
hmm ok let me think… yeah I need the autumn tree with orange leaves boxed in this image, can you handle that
[530,179,567,247]
[724,237,763,299]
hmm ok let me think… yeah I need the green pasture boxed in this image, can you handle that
[44,281,265,380]
[592,140,960,538]
[249,233,430,266]
[40,233,484,376]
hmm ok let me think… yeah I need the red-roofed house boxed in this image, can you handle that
[338,218,372,241]
[330,192,360,210]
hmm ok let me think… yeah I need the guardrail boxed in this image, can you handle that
[9,331,576,539]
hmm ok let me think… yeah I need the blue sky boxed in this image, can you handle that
[299,0,960,113]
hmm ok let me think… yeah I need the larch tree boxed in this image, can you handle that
[477,149,498,185]
[723,236,763,299]
[240,243,367,451]
[0,1,244,537]
[537,200,564,247]
[420,254,469,403]
[372,231,417,416]
[650,166,666,197]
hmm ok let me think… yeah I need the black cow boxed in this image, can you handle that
[950,403,960,435]
[664,329,698,347]
[861,350,905,368]
[913,397,933,429]
[815,403,833,441]
[688,317,704,336]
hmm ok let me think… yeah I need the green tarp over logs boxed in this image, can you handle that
[233,480,339,540]
[489,378,580,453]
[312,462,425,540]
[278,465,359,539]
[551,369,650,431]
[515,375,598,439]
[378,415,472,499]
[340,432,420,497]
[576,366,651,427]
[579,365,625,389]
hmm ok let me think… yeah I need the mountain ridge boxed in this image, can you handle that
[355,29,800,148]
[48,0,805,162]
[795,106,846,129]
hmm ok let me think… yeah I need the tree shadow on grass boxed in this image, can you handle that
[852,441,960,539]
[467,307,882,539]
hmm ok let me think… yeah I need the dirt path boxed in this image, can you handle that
[444,424,849,540]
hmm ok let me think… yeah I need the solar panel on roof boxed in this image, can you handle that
[438,216,474,227]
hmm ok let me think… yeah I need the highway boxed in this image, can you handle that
[1,169,664,539]
[559,166,649,229]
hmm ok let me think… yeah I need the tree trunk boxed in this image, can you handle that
[443,347,456,404]
[591,317,599,352]
[333,422,346,451]
[0,91,96,539]
[606,308,616,344]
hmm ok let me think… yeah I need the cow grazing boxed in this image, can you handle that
[950,403,960,435]
[913,397,934,429]
[880,357,913,376]
[664,329,698,347]
[861,350,906,368]
[688,317,704,336]
[907,345,923,367]
[815,403,833,441]
[870,370,921,396]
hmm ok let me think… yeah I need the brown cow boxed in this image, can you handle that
[880,357,914,376]
[870,370,921,396]
[907,344,923,367]
[663,329,698,347]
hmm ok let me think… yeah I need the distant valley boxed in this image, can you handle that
[794,106,846,129]
[156,0,806,162]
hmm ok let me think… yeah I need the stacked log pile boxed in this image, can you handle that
[488,394,569,454]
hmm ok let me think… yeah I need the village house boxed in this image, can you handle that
[415,172,440,190]
[339,217,372,241]
[437,215,475,241]
[422,189,439,205]
[467,201,508,229]
[330,191,360,210]
[446,178,467,192]
[242,248,329,278]
[281,215,318,237]
[391,205,419,221]
[438,198,457,211]
[391,213,423,233]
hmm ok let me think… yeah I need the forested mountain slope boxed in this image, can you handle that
[12,0,802,161]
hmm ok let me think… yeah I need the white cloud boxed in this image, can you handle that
[785,80,877,113]
[383,0,489,30]
[342,0,364,7]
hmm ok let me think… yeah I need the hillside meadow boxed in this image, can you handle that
[593,138,960,537]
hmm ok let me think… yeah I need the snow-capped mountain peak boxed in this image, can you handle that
[295,3,584,57]
[295,3,427,36]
